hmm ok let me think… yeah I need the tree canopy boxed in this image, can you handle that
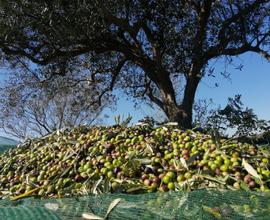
[0,0,270,128]
[0,62,114,139]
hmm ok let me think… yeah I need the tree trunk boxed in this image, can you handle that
[153,70,190,127]
[157,75,194,129]
[164,104,192,128]
[180,73,201,128]
[142,62,201,129]
[160,71,201,129]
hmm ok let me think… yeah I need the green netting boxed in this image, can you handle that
[0,136,18,153]
[1,190,270,220]
[0,144,15,153]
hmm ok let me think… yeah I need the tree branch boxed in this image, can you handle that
[193,0,213,57]
[109,58,127,90]
[146,87,164,110]
[206,0,268,59]
[250,46,270,61]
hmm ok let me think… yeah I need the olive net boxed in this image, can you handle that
[0,190,270,220]
[0,145,16,153]
[0,136,18,153]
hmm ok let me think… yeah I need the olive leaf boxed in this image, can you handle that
[242,159,261,180]
[82,198,121,220]
[203,206,222,219]
[10,187,40,201]
[91,177,103,194]
[82,213,104,220]
[180,158,189,170]
[201,174,226,185]
[144,143,154,155]
[240,181,250,191]
[162,126,168,131]
[134,158,152,165]
[44,203,59,211]
[164,122,178,126]
[126,185,146,193]
[104,198,121,219]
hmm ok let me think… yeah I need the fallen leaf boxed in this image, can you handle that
[203,206,222,219]
[44,203,59,211]
[82,213,104,220]
[240,181,250,191]
[180,158,189,170]
[10,187,40,201]
[104,198,121,219]
[242,159,261,180]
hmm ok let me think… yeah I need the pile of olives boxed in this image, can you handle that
[0,125,269,199]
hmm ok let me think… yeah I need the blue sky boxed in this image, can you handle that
[0,51,270,139]
[198,53,270,119]
[103,52,270,124]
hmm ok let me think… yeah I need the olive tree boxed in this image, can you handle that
[0,60,114,139]
[0,0,270,128]
[193,95,270,137]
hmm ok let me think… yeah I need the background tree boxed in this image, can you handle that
[193,98,215,129]
[0,0,270,128]
[193,95,270,138]
[0,61,114,139]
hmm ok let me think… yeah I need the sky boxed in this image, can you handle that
[102,52,270,124]
[0,52,270,139]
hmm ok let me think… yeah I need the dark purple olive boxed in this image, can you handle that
[144,167,153,174]
[75,174,83,182]
[97,162,104,169]
[143,179,151,186]
[152,176,160,184]
[141,174,148,181]
[159,184,168,192]
[104,143,114,154]
[113,167,121,174]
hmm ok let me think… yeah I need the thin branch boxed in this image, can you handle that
[250,46,270,61]
[24,108,51,133]
[193,0,213,56]
[207,0,268,59]
[109,58,127,90]
[147,90,164,110]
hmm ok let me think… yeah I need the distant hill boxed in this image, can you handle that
[0,136,19,152]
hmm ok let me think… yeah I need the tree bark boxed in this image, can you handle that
[155,70,196,129]
[158,70,201,129]
[182,73,201,124]
[141,61,201,129]
[164,103,192,128]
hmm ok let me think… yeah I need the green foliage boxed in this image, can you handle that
[194,95,270,137]
[1,1,270,128]
[114,114,132,127]
[0,71,114,139]
[211,95,269,137]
